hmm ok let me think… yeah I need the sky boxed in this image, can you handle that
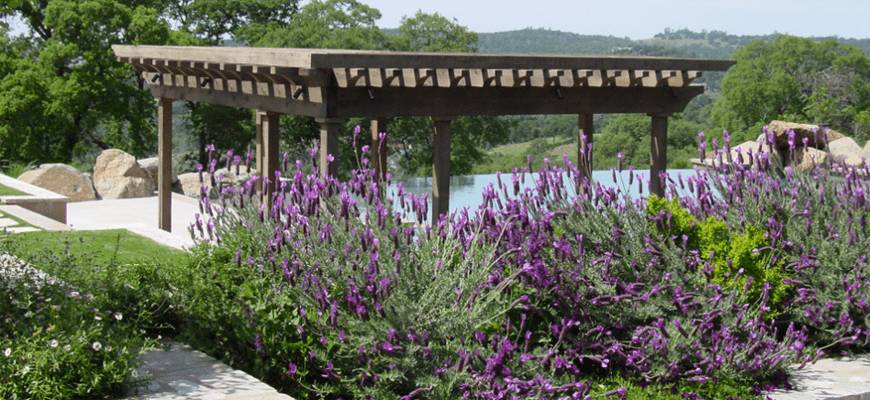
[353,0,870,40]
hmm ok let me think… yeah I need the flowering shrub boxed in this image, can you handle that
[0,252,159,399]
[182,126,870,399]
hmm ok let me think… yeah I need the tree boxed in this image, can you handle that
[167,0,298,46]
[710,35,870,143]
[164,0,301,167]
[592,114,703,170]
[240,0,386,50]
[382,12,512,177]
[391,11,477,53]
[0,0,19,29]
[0,0,170,165]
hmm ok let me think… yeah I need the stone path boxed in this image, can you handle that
[0,205,46,233]
[119,341,293,400]
[767,355,870,400]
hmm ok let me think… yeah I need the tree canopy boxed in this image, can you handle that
[0,0,170,165]
[711,35,870,143]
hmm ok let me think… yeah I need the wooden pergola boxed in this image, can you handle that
[112,45,734,231]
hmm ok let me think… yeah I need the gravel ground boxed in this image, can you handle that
[0,251,68,289]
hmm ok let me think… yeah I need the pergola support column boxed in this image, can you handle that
[577,114,594,194]
[262,111,281,209]
[317,118,344,177]
[157,97,174,232]
[255,111,266,195]
[649,114,670,198]
[371,117,389,181]
[431,117,454,224]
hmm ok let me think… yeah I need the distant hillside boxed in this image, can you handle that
[473,27,870,59]
[640,28,870,58]
[476,29,633,55]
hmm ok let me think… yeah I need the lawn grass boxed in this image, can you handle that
[11,229,190,266]
[0,182,28,196]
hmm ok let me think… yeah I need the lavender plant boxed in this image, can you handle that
[184,125,870,399]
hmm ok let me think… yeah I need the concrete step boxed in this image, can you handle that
[0,204,71,231]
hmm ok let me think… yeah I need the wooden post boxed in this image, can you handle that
[157,97,173,232]
[577,114,594,194]
[649,114,669,198]
[371,117,389,181]
[255,111,265,195]
[317,118,343,177]
[262,112,281,209]
[431,117,453,224]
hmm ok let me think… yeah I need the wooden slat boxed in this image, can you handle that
[544,70,564,87]
[414,69,435,87]
[483,70,502,87]
[115,45,735,72]
[512,70,533,87]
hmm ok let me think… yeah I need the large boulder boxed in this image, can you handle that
[694,141,782,170]
[17,164,96,202]
[767,121,844,149]
[94,177,155,200]
[137,157,178,186]
[93,149,154,199]
[789,146,832,172]
[178,168,259,198]
[828,137,863,162]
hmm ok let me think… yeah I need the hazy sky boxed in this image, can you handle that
[355,0,870,40]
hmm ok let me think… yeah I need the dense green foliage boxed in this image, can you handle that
[0,229,190,399]
[710,35,870,144]
[648,196,790,311]
[0,0,171,165]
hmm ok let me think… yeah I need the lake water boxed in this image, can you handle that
[385,169,700,220]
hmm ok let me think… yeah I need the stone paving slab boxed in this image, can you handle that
[4,226,41,233]
[0,217,17,227]
[120,341,294,400]
[767,355,870,400]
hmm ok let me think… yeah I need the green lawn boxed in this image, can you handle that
[0,182,28,196]
[10,229,190,266]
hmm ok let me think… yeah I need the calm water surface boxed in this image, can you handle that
[384,169,701,220]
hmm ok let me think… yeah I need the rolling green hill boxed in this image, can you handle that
[474,27,870,59]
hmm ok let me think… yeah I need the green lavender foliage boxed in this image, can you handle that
[648,195,791,313]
